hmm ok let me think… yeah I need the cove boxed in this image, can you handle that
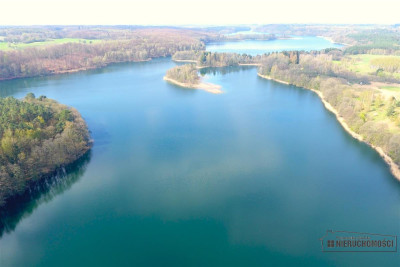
[0,56,399,266]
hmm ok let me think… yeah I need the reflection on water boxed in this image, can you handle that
[199,65,256,76]
[0,151,91,237]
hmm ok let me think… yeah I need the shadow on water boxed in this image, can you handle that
[0,151,92,238]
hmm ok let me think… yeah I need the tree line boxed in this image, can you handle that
[0,28,207,80]
[173,49,400,84]
[173,50,263,67]
[371,57,400,73]
[165,64,200,84]
[344,31,400,55]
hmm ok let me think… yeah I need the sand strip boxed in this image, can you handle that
[163,76,223,94]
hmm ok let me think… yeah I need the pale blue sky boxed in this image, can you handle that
[1,0,399,25]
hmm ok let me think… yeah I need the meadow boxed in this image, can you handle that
[337,54,400,80]
[0,38,101,51]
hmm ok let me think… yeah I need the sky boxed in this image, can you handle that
[0,0,399,25]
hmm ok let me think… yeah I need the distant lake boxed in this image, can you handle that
[225,30,266,35]
[0,39,398,266]
[207,36,343,55]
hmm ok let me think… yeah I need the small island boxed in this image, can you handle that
[164,64,222,94]
[0,93,91,206]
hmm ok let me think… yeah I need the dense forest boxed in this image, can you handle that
[344,30,400,55]
[0,26,286,81]
[0,94,91,206]
[0,26,217,45]
[173,50,261,67]
[173,49,400,83]
[3,24,377,81]
[0,28,210,80]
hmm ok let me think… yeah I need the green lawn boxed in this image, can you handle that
[338,54,400,79]
[0,38,101,51]
[0,42,12,51]
[380,85,400,91]
[347,55,385,74]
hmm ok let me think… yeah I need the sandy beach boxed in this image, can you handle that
[163,76,223,94]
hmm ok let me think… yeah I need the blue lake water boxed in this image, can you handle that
[206,36,343,55]
[0,38,398,266]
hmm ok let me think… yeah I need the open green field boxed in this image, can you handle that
[337,54,400,79]
[348,54,382,73]
[0,38,102,51]
[0,42,11,51]
[380,85,400,91]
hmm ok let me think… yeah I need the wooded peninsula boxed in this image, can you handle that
[0,94,91,206]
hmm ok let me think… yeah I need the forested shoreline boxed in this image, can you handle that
[256,53,400,179]
[168,44,400,180]
[0,29,207,80]
[1,25,400,81]
[0,94,91,206]
[0,26,281,81]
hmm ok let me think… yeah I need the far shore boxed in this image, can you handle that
[216,36,299,42]
[278,37,302,40]
[257,73,400,182]
[0,58,152,81]
[163,76,223,94]
[195,64,260,69]
[316,36,350,46]
[173,63,261,69]
[238,63,261,66]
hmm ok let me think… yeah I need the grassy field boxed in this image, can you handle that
[348,54,380,74]
[0,42,11,51]
[380,85,400,91]
[337,54,400,79]
[0,38,101,51]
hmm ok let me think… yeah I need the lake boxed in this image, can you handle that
[0,38,399,266]
[207,36,343,55]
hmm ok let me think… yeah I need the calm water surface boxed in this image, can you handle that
[207,36,343,55]
[0,39,399,266]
